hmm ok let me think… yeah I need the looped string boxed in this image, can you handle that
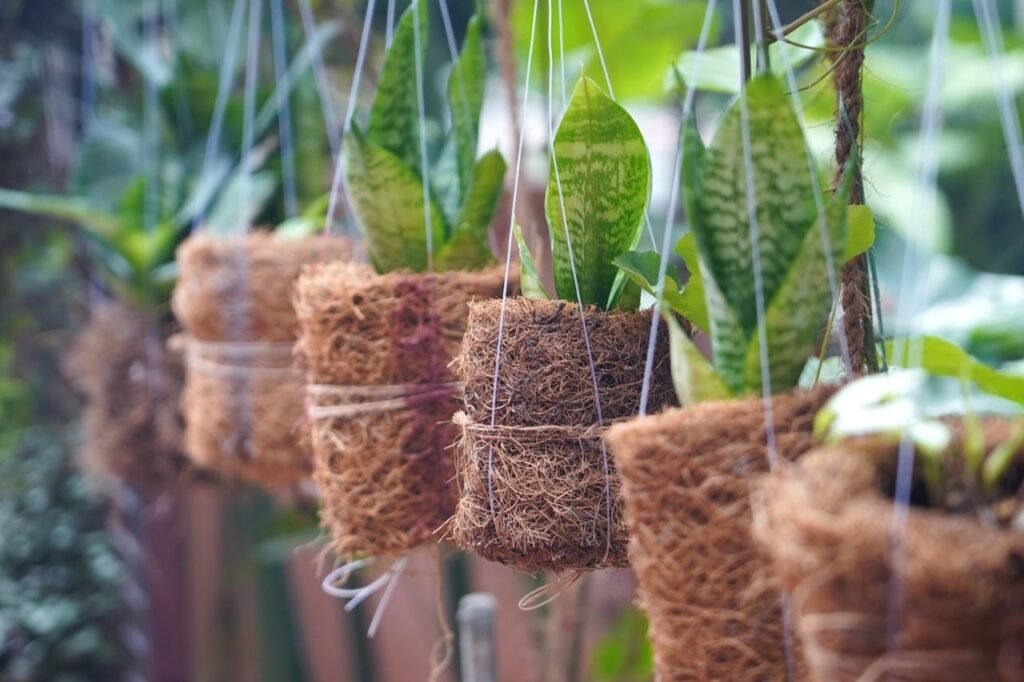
[517,572,581,611]
[306,382,463,420]
[170,335,299,379]
[321,555,410,637]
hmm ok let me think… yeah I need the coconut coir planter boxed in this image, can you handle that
[65,301,186,495]
[293,261,510,559]
[605,387,835,681]
[754,432,1024,681]
[450,298,675,574]
[172,233,351,488]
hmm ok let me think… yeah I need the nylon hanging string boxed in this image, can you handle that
[270,0,298,217]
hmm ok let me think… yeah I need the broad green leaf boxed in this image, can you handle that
[887,335,1024,405]
[368,1,427,171]
[672,233,709,334]
[666,311,731,406]
[546,76,651,308]
[203,170,278,236]
[743,191,846,393]
[514,224,550,300]
[451,149,506,247]
[0,188,121,237]
[683,73,817,336]
[612,250,691,319]
[702,262,750,393]
[431,136,463,227]
[343,127,446,273]
[844,204,875,261]
[435,229,494,271]
[449,15,486,198]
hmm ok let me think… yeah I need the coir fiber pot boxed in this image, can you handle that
[753,432,1024,681]
[65,301,186,495]
[451,298,675,575]
[172,233,351,488]
[604,386,835,681]
[293,261,510,559]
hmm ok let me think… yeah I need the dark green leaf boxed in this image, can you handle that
[448,15,486,198]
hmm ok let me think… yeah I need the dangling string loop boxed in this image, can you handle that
[321,555,410,637]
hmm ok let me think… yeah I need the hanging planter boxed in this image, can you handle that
[754,374,1024,681]
[605,70,875,680]
[65,301,186,495]
[172,231,351,488]
[295,6,512,560]
[451,75,676,574]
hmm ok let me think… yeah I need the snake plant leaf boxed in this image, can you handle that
[448,15,486,200]
[452,149,506,245]
[343,126,446,273]
[702,262,750,393]
[435,229,494,271]
[611,250,692,318]
[546,76,651,308]
[514,223,551,300]
[204,170,278,235]
[432,137,462,227]
[672,233,710,334]
[665,310,732,406]
[682,73,817,336]
[742,189,847,393]
[368,0,427,172]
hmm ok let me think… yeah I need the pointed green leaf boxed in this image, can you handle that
[514,223,550,300]
[684,73,817,336]
[844,204,875,262]
[666,310,731,406]
[611,249,694,317]
[702,262,749,393]
[742,191,847,393]
[343,127,446,273]
[546,76,651,308]
[368,1,428,171]
[672,233,709,334]
[204,170,278,236]
[435,229,494,271]
[0,188,121,237]
[448,15,486,198]
[431,137,462,227]
[452,149,506,244]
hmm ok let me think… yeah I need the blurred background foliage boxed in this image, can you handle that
[2,0,1024,680]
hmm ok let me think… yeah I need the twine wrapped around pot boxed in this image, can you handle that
[451,298,675,574]
[172,233,352,488]
[605,387,835,681]
[293,262,510,559]
[753,433,1024,682]
[65,301,185,495]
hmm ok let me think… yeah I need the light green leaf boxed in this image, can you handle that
[546,76,651,308]
[514,224,550,300]
[702,263,750,393]
[368,1,427,171]
[982,419,1024,489]
[844,205,875,262]
[612,249,691,315]
[448,15,486,198]
[887,335,1024,405]
[343,127,446,273]
[203,170,278,236]
[666,311,731,406]
[435,229,494,271]
[683,73,817,336]
[672,233,709,334]
[451,149,506,246]
[431,137,463,226]
[0,188,121,237]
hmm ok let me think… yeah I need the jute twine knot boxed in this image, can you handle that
[305,382,464,421]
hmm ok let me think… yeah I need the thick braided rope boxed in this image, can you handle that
[828,0,878,375]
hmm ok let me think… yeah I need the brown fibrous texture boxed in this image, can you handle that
[172,233,351,488]
[605,387,836,682]
[65,301,186,495]
[293,262,511,560]
[753,434,1024,682]
[452,298,676,574]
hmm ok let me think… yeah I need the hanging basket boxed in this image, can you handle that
[450,298,675,574]
[293,261,511,559]
[172,233,352,488]
[753,431,1024,681]
[604,386,835,681]
[65,301,186,495]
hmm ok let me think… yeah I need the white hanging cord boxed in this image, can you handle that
[487,0,541,522]
[80,0,96,133]
[438,0,472,137]
[412,0,435,271]
[546,1,613,559]
[321,555,410,637]
[239,0,264,227]
[386,0,398,48]
[974,0,1024,224]
[557,0,566,109]
[270,0,298,217]
[143,0,160,235]
[194,0,248,231]
[637,0,718,417]
[297,0,341,159]
[323,0,378,234]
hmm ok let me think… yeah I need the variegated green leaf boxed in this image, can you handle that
[435,228,494,271]
[431,136,462,227]
[612,249,690,316]
[683,73,817,336]
[448,15,486,200]
[742,190,847,393]
[673,233,709,334]
[343,127,446,273]
[666,310,732,406]
[367,0,427,171]
[514,223,550,299]
[702,259,749,393]
[452,149,506,244]
[546,76,651,308]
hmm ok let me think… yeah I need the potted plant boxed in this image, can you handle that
[448,71,677,575]
[293,4,509,561]
[605,72,873,680]
[754,365,1024,681]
